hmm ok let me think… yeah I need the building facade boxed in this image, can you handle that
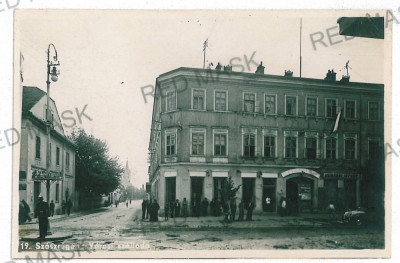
[147,66,384,214]
[19,86,76,217]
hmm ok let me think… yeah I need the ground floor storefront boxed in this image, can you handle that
[150,164,361,214]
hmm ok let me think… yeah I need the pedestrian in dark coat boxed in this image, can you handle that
[238,200,245,221]
[141,199,147,220]
[201,198,209,216]
[164,202,169,221]
[246,200,254,221]
[19,201,26,225]
[182,198,188,217]
[66,199,72,216]
[174,199,181,217]
[61,200,66,215]
[153,200,160,222]
[210,198,216,216]
[35,196,49,240]
[22,200,32,222]
[49,200,55,217]
[169,200,175,218]
[230,199,237,221]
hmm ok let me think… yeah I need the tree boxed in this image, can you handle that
[220,177,241,203]
[69,128,123,197]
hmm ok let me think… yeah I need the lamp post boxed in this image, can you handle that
[45,43,60,204]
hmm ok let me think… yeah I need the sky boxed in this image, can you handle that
[15,10,386,188]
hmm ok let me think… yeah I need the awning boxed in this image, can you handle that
[212,171,229,177]
[337,17,384,39]
[241,172,257,178]
[164,171,177,177]
[262,173,278,178]
[189,171,206,177]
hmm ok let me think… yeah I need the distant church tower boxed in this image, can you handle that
[122,160,132,188]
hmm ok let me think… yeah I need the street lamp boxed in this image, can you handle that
[45,43,60,204]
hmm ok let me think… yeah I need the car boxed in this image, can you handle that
[342,207,367,226]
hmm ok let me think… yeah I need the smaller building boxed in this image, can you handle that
[19,86,76,217]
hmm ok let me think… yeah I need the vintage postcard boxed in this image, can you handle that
[12,9,391,259]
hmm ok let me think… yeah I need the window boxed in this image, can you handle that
[369,101,379,120]
[166,133,176,156]
[264,95,276,114]
[215,90,227,111]
[306,97,317,116]
[35,136,41,159]
[345,138,356,160]
[325,137,337,160]
[244,93,256,112]
[345,100,356,119]
[243,134,256,158]
[56,147,60,165]
[306,137,317,159]
[286,96,297,115]
[193,89,205,110]
[191,132,205,155]
[264,136,275,157]
[166,90,176,112]
[214,133,227,156]
[285,136,297,158]
[326,99,337,118]
[66,152,70,171]
[55,183,60,202]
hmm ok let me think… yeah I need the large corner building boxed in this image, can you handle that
[147,65,384,214]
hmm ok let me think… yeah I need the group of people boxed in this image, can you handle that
[18,200,32,225]
[278,197,297,216]
[141,197,255,222]
[19,198,72,225]
[141,199,161,221]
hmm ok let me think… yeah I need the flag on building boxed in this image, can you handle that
[331,110,342,135]
[337,17,384,39]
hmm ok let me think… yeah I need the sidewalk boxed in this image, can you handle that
[133,212,337,230]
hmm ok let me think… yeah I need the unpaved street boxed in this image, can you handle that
[19,201,384,252]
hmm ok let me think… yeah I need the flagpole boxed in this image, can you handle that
[300,18,302,78]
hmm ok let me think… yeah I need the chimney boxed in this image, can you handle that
[224,65,232,72]
[284,70,293,77]
[324,69,337,81]
[215,62,222,71]
[340,75,350,82]
[255,61,265,74]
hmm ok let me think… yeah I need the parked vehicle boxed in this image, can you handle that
[342,207,367,226]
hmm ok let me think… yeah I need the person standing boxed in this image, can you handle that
[141,199,147,220]
[164,201,169,221]
[201,198,209,216]
[22,200,32,223]
[230,199,237,222]
[246,200,254,221]
[61,200,66,215]
[174,199,181,217]
[49,200,55,217]
[169,200,175,218]
[66,199,72,216]
[35,196,49,240]
[238,199,244,221]
[19,201,26,225]
[153,200,160,222]
[182,198,188,217]
[210,198,216,216]
[126,201,129,208]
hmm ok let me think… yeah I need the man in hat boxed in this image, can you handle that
[35,195,50,240]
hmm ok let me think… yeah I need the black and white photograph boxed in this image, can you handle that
[10,9,391,259]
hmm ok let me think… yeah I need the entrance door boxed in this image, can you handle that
[33,181,41,218]
[286,177,314,214]
[242,178,255,204]
[262,178,276,212]
[165,177,176,204]
[191,177,204,216]
[344,179,356,210]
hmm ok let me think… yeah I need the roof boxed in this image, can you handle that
[22,86,46,112]
[157,67,384,90]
